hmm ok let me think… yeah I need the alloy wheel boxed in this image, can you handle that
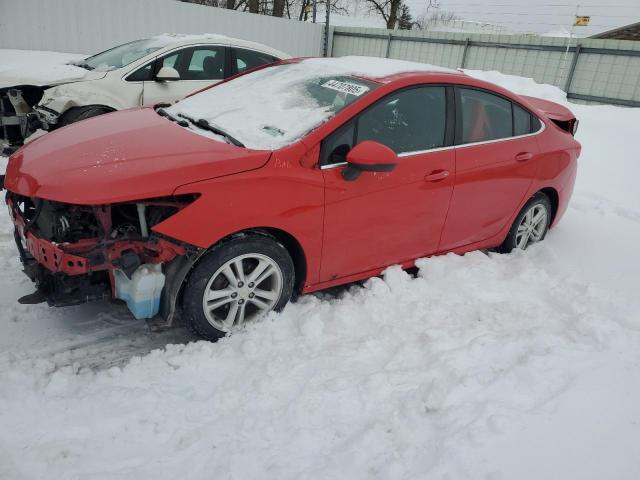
[515,204,548,249]
[202,253,283,332]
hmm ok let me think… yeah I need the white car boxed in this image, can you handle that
[0,34,290,151]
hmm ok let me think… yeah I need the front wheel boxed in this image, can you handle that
[183,235,295,341]
[499,192,552,253]
[57,106,112,128]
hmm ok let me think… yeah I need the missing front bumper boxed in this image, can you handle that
[0,89,48,147]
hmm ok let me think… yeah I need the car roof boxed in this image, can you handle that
[148,33,291,59]
[278,56,466,83]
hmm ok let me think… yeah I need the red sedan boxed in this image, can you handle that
[2,57,580,340]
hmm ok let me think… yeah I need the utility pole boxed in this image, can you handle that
[323,0,330,56]
[556,4,580,87]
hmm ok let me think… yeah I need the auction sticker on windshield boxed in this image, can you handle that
[321,79,369,96]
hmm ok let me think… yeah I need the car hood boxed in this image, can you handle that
[0,64,106,89]
[5,108,272,205]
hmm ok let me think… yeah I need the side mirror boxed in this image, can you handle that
[342,141,398,181]
[156,66,180,82]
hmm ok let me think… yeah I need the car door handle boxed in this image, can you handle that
[424,170,450,182]
[515,152,533,162]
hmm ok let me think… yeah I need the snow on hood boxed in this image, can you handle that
[166,56,456,150]
[0,49,92,89]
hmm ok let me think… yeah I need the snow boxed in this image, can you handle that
[0,49,89,88]
[0,49,86,74]
[167,56,456,150]
[1,50,640,479]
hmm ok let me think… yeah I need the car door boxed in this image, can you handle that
[141,45,227,106]
[438,87,542,251]
[320,86,456,282]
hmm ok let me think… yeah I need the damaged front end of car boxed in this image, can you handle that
[5,192,203,324]
[0,86,46,155]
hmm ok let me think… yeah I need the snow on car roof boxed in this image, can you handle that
[147,33,290,57]
[166,56,459,150]
[298,56,458,80]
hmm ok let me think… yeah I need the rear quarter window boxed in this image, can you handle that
[513,104,532,136]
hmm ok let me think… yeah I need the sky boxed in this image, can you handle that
[403,0,640,36]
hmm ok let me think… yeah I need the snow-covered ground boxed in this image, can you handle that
[1,50,639,479]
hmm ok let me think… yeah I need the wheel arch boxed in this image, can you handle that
[250,227,307,295]
[165,226,308,326]
[200,226,308,294]
[60,104,116,118]
[538,187,559,226]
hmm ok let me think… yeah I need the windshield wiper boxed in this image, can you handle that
[157,107,188,126]
[177,113,245,148]
[71,61,94,71]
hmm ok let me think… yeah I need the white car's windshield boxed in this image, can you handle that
[166,56,455,150]
[78,38,171,72]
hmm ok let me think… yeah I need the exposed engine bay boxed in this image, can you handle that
[0,86,46,152]
[6,192,200,321]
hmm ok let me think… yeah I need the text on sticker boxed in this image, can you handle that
[321,80,369,96]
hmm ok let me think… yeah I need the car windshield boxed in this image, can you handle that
[165,61,379,150]
[79,38,171,72]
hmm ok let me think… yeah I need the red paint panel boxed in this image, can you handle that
[439,135,540,251]
[5,108,271,205]
[320,148,455,282]
[153,145,326,286]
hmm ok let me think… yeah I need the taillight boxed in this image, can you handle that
[551,118,578,136]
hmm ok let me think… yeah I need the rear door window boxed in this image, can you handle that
[232,48,279,75]
[458,88,512,143]
[457,88,543,143]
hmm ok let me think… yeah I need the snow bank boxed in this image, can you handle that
[1,51,640,479]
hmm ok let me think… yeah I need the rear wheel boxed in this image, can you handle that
[183,235,295,341]
[499,192,552,253]
[57,106,112,128]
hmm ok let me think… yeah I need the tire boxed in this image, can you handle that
[499,192,552,253]
[57,106,112,128]
[183,234,295,341]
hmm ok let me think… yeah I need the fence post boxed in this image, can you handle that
[323,0,330,57]
[564,43,582,94]
[385,33,392,58]
[460,38,470,69]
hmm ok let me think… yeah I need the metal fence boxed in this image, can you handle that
[0,0,324,57]
[2,0,639,106]
[331,27,640,107]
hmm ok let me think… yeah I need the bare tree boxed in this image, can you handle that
[364,0,402,29]
[273,0,285,16]
[180,0,347,21]
[178,0,221,6]
[414,9,460,30]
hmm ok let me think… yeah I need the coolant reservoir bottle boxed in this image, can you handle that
[114,264,166,319]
